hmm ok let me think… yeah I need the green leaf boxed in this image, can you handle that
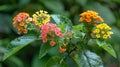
[0,14,12,34]
[72,50,103,67]
[96,40,116,58]
[0,63,2,67]
[3,35,37,61]
[39,0,64,13]
[0,5,16,12]
[51,14,72,32]
[48,45,59,56]
[84,2,116,24]
[19,0,30,6]
[109,27,120,44]
[5,56,24,67]
[112,0,120,4]
[32,54,50,67]
[76,0,88,6]
[39,42,51,59]
[51,14,72,25]
[65,57,78,67]
[72,54,81,67]
[45,56,68,67]
[0,47,7,61]
[72,24,83,31]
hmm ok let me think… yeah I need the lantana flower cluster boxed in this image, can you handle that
[79,10,113,39]
[79,10,104,23]
[32,10,50,27]
[93,23,113,39]
[13,12,32,34]
[13,10,66,53]
[13,10,113,54]
[40,23,63,46]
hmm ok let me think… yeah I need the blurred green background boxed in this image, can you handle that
[0,0,120,67]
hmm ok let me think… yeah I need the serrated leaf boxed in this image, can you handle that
[96,40,116,58]
[72,50,103,67]
[39,42,51,59]
[3,35,37,61]
[45,56,68,67]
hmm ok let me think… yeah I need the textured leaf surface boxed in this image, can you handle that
[73,50,103,67]
[3,35,37,61]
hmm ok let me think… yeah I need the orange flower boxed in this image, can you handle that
[59,47,66,53]
[63,44,67,47]
[23,29,28,34]
[50,40,56,46]
[85,18,91,22]
[79,10,104,23]
[13,12,31,34]
[17,26,23,31]
[19,22,24,26]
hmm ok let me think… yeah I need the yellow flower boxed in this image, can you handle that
[92,23,113,39]
[93,29,100,33]
[96,34,100,38]
[103,34,108,39]
[79,10,104,23]
[107,31,113,35]
[32,10,50,27]
[101,31,105,34]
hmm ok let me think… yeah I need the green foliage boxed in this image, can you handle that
[96,40,116,58]
[51,14,72,32]
[32,55,50,67]
[0,0,119,67]
[45,56,67,67]
[51,14,72,26]
[39,0,64,14]
[3,35,37,61]
[39,42,51,59]
[5,56,24,67]
[73,50,103,67]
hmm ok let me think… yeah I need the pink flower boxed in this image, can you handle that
[43,37,47,43]
[59,33,63,37]
[40,23,64,43]
[40,33,47,38]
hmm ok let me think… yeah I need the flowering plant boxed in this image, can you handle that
[2,10,116,67]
